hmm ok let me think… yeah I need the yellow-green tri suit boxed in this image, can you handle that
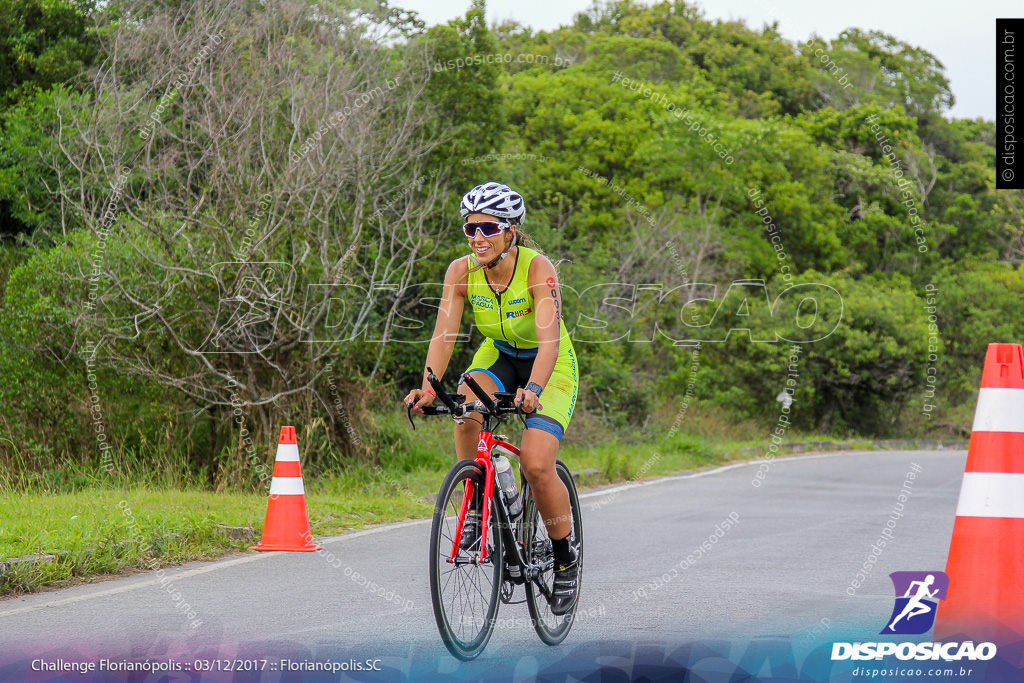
[464,246,578,440]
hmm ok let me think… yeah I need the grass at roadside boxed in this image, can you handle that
[0,489,261,593]
[0,405,862,596]
[0,483,442,595]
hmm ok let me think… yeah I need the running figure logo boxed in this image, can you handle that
[880,571,949,635]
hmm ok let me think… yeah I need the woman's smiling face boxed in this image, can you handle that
[465,212,514,263]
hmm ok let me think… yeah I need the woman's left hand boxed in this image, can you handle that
[515,387,541,413]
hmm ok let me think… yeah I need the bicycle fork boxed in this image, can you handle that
[449,432,499,564]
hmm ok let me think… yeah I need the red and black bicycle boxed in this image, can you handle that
[408,369,583,660]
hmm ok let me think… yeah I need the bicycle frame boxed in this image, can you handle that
[419,367,554,595]
[449,428,520,563]
[447,431,554,597]
[449,431,496,563]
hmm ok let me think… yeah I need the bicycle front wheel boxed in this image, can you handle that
[429,458,504,660]
[523,458,583,645]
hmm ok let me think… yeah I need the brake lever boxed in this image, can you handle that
[406,401,416,430]
[514,396,543,427]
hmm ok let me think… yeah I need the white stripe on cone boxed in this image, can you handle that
[972,388,1024,433]
[269,477,305,496]
[956,472,1024,518]
[275,443,300,462]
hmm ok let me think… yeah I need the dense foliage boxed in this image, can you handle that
[0,0,1019,487]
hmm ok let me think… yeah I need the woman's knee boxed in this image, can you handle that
[521,458,557,487]
[520,431,560,484]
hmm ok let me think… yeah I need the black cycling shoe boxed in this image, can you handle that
[459,506,482,551]
[549,547,580,616]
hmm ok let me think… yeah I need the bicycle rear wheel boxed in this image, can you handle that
[429,459,504,660]
[523,459,583,645]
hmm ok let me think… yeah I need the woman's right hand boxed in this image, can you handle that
[404,388,436,414]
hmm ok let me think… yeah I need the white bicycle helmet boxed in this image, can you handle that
[460,181,526,223]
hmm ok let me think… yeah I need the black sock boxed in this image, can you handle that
[551,535,573,564]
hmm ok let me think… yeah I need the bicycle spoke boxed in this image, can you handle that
[429,461,502,660]
[523,462,583,645]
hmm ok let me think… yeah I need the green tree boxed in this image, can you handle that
[698,273,933,435]
[803,29,954,120]
[0,85,83,236]
[420,0,507,186]
[931,262,1024,412]
[0,0,102,236]
[0,0,98,108]
[16,0,456,477]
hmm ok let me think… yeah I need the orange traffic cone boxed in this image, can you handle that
[934,343,1024,644]
[251,426,322,552]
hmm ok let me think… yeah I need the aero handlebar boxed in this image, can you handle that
[407,367,524,429]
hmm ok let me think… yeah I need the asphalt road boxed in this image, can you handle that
[0,450,968,680]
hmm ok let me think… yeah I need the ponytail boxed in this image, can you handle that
[511,223,535,249]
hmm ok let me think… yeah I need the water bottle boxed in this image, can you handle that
[492,455,522,518]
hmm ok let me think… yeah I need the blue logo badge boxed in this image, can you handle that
[880,571,949,635]
[470,295,495,311]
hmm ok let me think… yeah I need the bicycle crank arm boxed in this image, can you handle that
[531,572,553,599]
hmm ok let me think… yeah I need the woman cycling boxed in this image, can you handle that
[405,181,580,615]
